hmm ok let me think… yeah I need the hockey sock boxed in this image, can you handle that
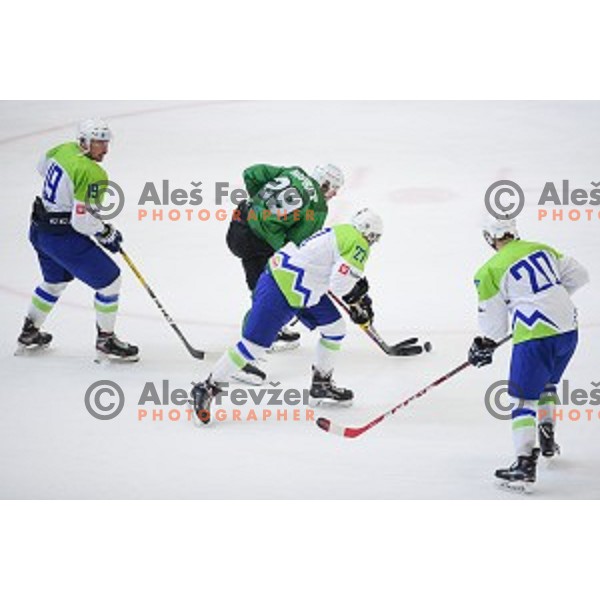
[212,338,268,383]
[94,275,121,333]
[538,384,558,426]
[511,400,538,457]
[27,281,68,327]
[315,318,346,373]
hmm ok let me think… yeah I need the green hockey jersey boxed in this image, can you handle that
[37,141,108,235]
[243,164,328,250]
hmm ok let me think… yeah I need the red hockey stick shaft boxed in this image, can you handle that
[316,335,511,438]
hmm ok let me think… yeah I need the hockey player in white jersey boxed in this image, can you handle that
[468,217,589,491]
[16,119,139,361]
[190,208,384,425]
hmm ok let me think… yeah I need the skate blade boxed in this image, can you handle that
[542,446,561,459]
[14,342,50,356]
[308,396,354,409]
[94,351,140,364]
[495,480,535,495]
[542,453,559,461]
[267,340,301,354]
[230,372,266,386]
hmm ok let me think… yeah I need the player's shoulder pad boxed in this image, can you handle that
[523,239,563,260]
[45,143,65,159]
[474,259,502,301]
[333,223,370,272]
[474,268,495,301]
[82,157,108,184]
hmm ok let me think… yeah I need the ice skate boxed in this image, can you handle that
[539,423,561,458]
[190,379,222,426]
[231,361,267,386]
[495,448,540,494]
[309,366,353,406]
[267,326,301,353]
[95,328,140,363]
[15,317,52,355]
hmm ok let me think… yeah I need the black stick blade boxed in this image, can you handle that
[185,344,206,360]
[316,417,331,432]
[390,344,423,356]
[389,339,433,356]
[394,337,419,348]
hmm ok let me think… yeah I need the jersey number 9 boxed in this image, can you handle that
[43,163,64,204]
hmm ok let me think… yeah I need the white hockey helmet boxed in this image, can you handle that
[312,163,344,192]
[78,118,112,152]
[482,215,519,248]
[352,208,384,245]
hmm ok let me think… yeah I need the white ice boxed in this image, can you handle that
[0,101,598,498]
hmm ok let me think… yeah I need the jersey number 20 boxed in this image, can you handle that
[510,251,561,294]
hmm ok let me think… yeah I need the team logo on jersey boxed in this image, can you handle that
[270,254,282,269]
[338,263,350,275]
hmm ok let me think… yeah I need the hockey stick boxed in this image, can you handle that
[119,248,205,360]
[316,334,511,438]
[328,292,431,356]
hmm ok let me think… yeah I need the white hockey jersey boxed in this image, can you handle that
[474,239,589,344]
[268,224,370,308]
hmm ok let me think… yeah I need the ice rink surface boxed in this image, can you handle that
[0,101,598,499]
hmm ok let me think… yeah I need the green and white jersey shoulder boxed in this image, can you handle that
[37,142,108,235]
[474,239,589,344]
[269,224,370,308]
[38,142,108,212]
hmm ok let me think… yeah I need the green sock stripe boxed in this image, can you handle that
[228,347,247,369]
[32,296,53,313]
[320,338,341,351]
[95,302,119,314]
[538,395,558,406]
[513,416,536,430]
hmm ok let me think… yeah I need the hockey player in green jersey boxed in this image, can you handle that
[191,208,383,426]
[226,163,344,354]
[16,119,139,362]
[467,217,589,491]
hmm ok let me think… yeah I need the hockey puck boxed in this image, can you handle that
[423,341,432,352]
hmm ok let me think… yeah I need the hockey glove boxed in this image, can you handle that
[343,277,369,305]
[95,224,123,253]
[468,336,497,367]
[349,295,374,327]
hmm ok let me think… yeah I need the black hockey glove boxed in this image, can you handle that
[342,277,369,305]
[95,224,123,254]
[349,295,374,327]
[468,336,497,368]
